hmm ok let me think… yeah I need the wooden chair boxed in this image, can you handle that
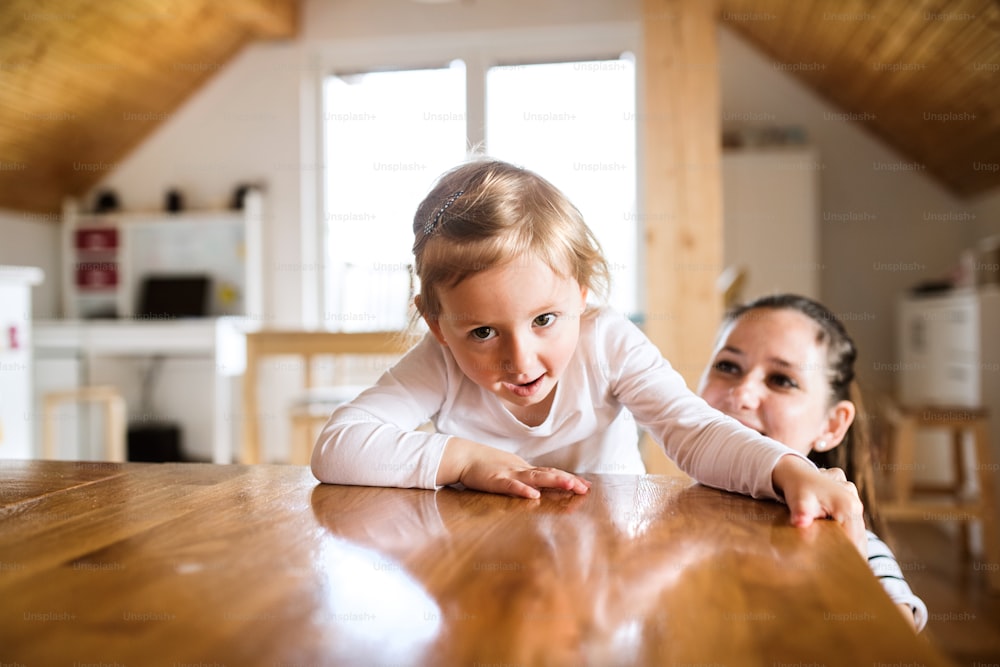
[42,385,127,462]
[880,404,999,591]
[241,331,411,465]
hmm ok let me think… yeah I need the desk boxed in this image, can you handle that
[0,461,952,666]
[33,319,250,463]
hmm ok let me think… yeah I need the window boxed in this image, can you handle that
[322,63,467,332]
[319,30,638,331]
[486,58,636,313]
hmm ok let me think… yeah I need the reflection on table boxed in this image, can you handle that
[0,461,953,666]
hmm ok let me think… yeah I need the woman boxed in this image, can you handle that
[698,293,927,632]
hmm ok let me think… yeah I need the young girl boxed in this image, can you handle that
[312,159,863,541]
[698,293,927,631]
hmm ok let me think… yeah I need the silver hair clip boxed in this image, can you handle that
[423,190,464,236]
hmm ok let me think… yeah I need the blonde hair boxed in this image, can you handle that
[411,159,609,321]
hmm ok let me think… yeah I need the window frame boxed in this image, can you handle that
[302,23,642,329]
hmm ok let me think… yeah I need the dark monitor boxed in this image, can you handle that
[137,275,210,319]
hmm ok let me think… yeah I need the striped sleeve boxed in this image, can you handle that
[867,531,928,632]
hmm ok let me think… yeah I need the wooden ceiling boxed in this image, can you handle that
[720,0,1000,198]
[0,0,997,214]
[0,0,296,214]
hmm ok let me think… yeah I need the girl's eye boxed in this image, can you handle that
[713,359,740,375]
[533,313,556,328]
[768,373,799,390]
[470,327,496,341]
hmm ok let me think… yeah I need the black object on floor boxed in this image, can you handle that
[127,422,183,463]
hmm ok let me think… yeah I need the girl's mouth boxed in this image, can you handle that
[504,375,545,398]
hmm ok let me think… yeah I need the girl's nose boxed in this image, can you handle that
[503,332,534,375]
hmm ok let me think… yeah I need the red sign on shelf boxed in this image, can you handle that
[75,227,119,251]
[75,262,118,289]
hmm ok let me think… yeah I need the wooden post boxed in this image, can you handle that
[640,0,723,473]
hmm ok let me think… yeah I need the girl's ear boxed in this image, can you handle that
[415,294,447,346]
[818,400,856,450]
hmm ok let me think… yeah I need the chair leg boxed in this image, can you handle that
[954,426,972,560]
[953,427,966,493]
[972,419,1000,592]
[42,395,58,460]
[105,394,127,462]
[893,416,917,505]
[290,413,309,466]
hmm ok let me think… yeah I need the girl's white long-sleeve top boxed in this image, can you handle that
[312,307,808,499]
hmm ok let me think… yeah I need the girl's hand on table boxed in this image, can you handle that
[772,454,866,558]
[816,467,868,558]
[438,437,592,499]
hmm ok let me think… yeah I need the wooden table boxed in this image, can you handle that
[0,461,952,666]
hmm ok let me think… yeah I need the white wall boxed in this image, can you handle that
[0,209,60,319]
[971,188,1000,249]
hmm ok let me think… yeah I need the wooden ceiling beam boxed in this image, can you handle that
[221,0,298,40]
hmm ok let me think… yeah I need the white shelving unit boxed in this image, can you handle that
[60,190,263,320]
[35,191,264,463]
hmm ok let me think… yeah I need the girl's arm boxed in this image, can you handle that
[312,335,590,497]
[601,311,865,540]
[771,455,866,552]
[311,335,453,489]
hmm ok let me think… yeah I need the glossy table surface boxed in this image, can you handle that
[0,461,952,666]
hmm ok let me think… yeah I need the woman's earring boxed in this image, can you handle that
[815,439,828,451]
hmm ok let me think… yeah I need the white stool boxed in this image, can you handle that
[42,386,127,462]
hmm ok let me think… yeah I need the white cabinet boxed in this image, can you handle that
[896,288,992,408]
[722,146,820,301]
[0,266,43,459]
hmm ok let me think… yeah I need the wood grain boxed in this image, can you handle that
[2,0,997,214]
[0,0,297,213]
[640,0,724,384]
[720,0,1000,197]
[0,461,953,666]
